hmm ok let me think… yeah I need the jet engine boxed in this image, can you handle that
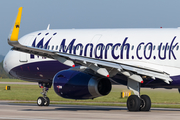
[53,70,112,99]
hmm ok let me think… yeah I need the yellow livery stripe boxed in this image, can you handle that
[10,7,23,41]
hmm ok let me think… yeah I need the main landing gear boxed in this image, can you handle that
[126,77,151,111]
[127,94,151,111]
[37,83,51,106]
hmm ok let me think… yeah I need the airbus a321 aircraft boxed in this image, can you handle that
[3,7,180,111]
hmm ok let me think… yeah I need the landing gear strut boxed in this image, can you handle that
[37,83,51,106]
[127,77,151,111]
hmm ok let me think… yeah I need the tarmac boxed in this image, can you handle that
[0,101,180,120]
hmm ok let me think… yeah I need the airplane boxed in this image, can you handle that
[3,7,180,111]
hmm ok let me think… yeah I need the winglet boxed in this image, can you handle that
[9,7,23,41]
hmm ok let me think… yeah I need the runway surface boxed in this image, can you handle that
[0,102,180,120]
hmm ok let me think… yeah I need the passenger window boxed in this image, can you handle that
[162,46,165,50]
[116,46,118,50]
[68,46,70,50]
[112,46,114,50]
[43,45,46,49]
[59,45,62,51]
[173,46,175,50]
[138,46,141,50]
[102,46,105,50]
[158,46,160,50]
[107,46,109,50]
[153,46,155,50]
[76,46,79,50]
[98,46,101,50]
[48,46,50,50]
[121,46,123,50]
[177,46,179,50]
[52,45,54,50]
[56,46,58,50]
[144,46,146,50]
[125,46,127,50]
[148,46,151,50]
[131,45,134,50]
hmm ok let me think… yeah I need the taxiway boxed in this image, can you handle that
[0,101,180,120]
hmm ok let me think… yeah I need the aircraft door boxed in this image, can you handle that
[91,34,102,45]
[19,35,34,62]
[85,34,102,57]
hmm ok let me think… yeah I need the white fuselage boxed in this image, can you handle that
[4,28,180,77]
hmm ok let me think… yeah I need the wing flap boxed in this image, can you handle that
[120,64,172,84]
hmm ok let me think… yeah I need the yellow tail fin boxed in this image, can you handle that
[9,7,23,41]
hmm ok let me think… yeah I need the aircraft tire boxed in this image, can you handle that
[140,95,151,111]
[127,95,140,111]
[37,97,45,106]
[44,97,50,106]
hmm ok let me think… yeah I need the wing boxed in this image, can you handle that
[8,7,172,84]
[10,42,172,84]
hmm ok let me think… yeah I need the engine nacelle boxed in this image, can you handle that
[53,70,112,99]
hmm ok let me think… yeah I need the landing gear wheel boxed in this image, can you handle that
[44,97,50,106]
[140,95,151,111]
[37,83,52,106]
[127,95,140,111]
[37,97,45,106]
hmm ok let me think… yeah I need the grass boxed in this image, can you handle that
[141,88,180,104]
[0,78,28,82]
[1,79,180,108]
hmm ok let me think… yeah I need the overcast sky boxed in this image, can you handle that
[1,0,180,55]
